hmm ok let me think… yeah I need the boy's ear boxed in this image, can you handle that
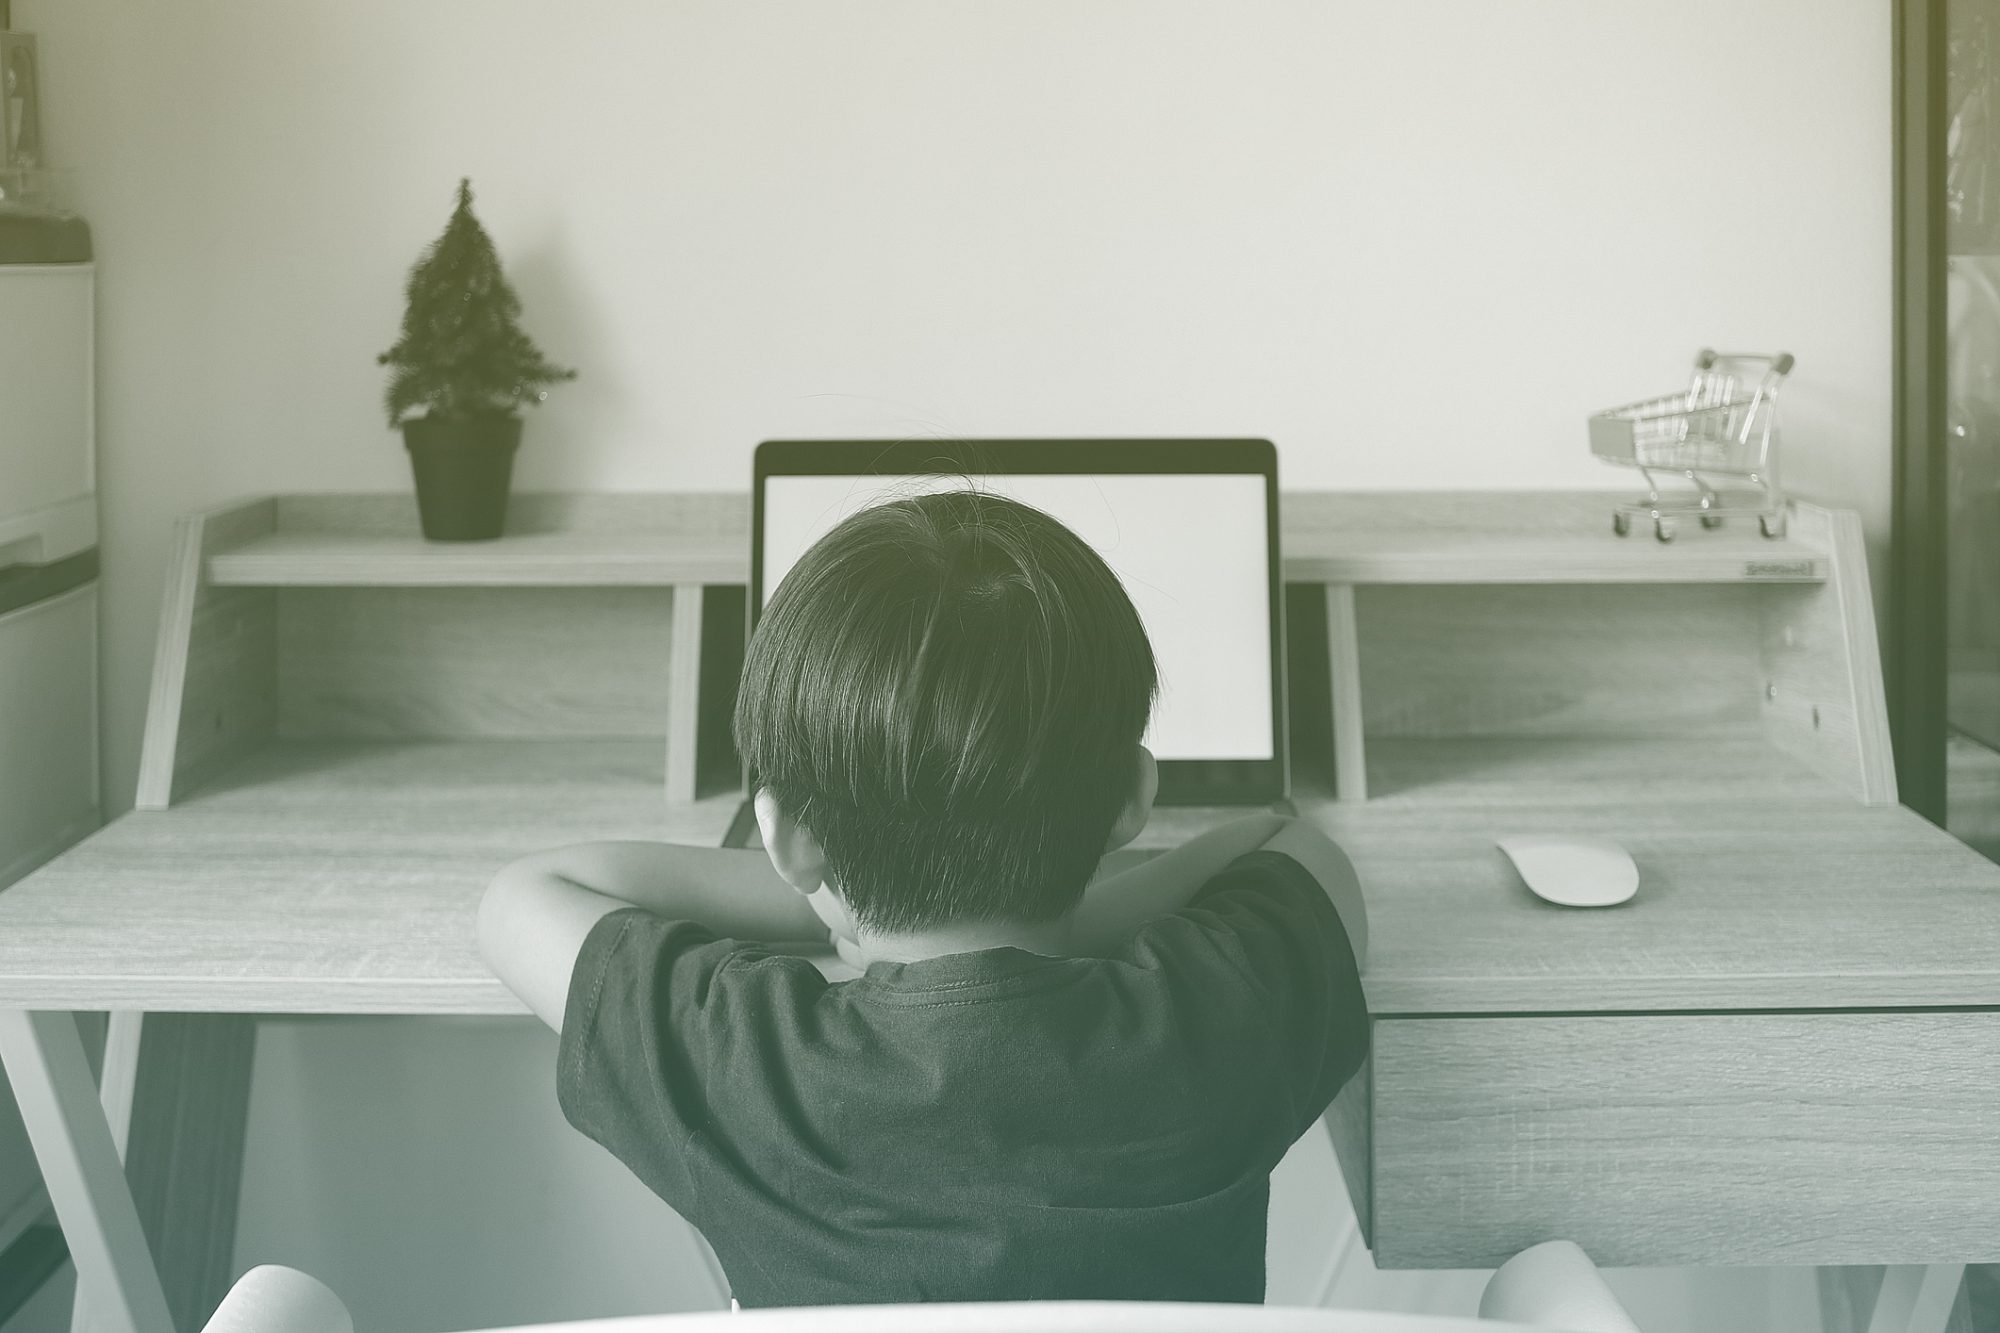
[1104,745,1158,852]
[753,788,831,897]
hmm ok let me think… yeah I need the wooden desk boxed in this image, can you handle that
[0,491,1985,1333]
[0,740,1995,1329]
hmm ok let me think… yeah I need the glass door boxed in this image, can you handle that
[1946,0,2000,858]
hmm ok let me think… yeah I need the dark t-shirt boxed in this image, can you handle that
[557,849,1367,1307]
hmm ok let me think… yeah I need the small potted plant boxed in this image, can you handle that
[378,178,575,541]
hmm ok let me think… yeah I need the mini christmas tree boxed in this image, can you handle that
[377,178,575,426]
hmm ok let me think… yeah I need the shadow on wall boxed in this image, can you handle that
[502,228,622,491]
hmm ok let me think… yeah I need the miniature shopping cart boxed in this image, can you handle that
[1589,348,1794,542]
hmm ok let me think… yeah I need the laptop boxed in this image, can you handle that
[722,438,1291,851]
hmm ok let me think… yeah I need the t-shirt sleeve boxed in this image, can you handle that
[1149,849,1369,1138]
[555,906,750,1212]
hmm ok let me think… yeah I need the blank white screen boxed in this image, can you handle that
[761,473,1274,761]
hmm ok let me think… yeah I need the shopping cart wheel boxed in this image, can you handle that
[1759,512,1786,538]
[1613,512,1631,537]
[1654,517,1677,543]
[1700,513,1723,529]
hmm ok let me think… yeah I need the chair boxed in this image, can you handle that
[199,1241,1641,1333]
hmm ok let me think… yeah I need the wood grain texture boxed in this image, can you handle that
[210,493,750,587]
[3,737,1997,1017]
[1758,503,1899,806]
[1355,584,1766,739]
[275,587,672,739]
[0,742,734,1014]
[1324,585,1367,801]
[135,500,277,810]
[1367,1013,2000,1269]
[120,1015,255,1333]
[665,584,704,804]
[200,490,1827,589]
[1279,491,1827,584]
[1305,737,2000,1014]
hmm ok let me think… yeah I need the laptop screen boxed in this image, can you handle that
[753,440,1285,802]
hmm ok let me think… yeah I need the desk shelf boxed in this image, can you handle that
[203,491,1829,590]
[205,494,749,588]
[139,490,1887,822]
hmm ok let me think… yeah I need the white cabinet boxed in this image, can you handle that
[0,251,96,1302]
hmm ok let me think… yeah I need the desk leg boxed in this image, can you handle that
[1325,584,1367,802]
[0,1010,173,1333]
[74,1011,146,1333]
[1865,1265,1967,1333]
[666,583,705,805]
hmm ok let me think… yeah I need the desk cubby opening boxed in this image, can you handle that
[140,491,1889,819]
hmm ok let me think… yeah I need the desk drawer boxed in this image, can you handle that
[1363,1012,2000,1269]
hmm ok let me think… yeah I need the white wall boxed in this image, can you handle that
[17,0,1889,819]
[7,2,1890,1327]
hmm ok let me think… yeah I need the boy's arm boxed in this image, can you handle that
[477,841,826,1031]
[1069,813,1369,964]
[1261,817,1369,966]
[1067,812,1285,954]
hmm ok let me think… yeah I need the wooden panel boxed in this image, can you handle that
[1356,584,1766,738]
[211,493,749,587]
[0,742,733,1014]
[1759,502,1898,805]
[275,587,671,739]
[201,490,1829,590]
[2,738,1997,1017]
[1281,491,1827,584]
[275,491,749,538]
[1369,1013,2000,1269]
[1306,757,2000,1013]
[664,585,703,804]
[121,1015,256,1333]
[695,585,750,795]
[1324,585,1366,801]
[136,499,278,810]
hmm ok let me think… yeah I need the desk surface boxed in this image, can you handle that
[1,737,1994,1016]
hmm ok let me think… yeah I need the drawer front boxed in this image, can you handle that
[1369,1012,2000,1269]
[0,266,92,518]
[0,582,98,887]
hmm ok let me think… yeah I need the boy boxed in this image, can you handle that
[478,489,1369,1306]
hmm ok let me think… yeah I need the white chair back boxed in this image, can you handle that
[206,1245,1644,1333]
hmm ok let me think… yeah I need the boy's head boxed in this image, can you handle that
[734,489,1158,935]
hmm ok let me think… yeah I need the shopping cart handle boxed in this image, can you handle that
[1773,352,1795,375]
[1695,347,1718,369]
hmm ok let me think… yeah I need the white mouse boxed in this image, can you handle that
[1497,835,1639,907]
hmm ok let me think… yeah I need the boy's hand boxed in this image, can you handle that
[1068,812,1286,953]
[477,840,828,1034]
[1070,813,1368,966]
[1261,818,1369,966]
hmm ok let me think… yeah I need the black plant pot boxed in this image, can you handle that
[402,412,522,541]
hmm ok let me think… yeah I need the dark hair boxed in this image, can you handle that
[734,489,1157,933]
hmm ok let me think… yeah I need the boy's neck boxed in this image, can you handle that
[852,914,1075,967]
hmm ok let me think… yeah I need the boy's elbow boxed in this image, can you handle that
[476,862,539,977]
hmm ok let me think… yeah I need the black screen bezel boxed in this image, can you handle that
[749,438,1288,805]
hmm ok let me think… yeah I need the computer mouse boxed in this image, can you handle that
[1496,835,1639,907]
